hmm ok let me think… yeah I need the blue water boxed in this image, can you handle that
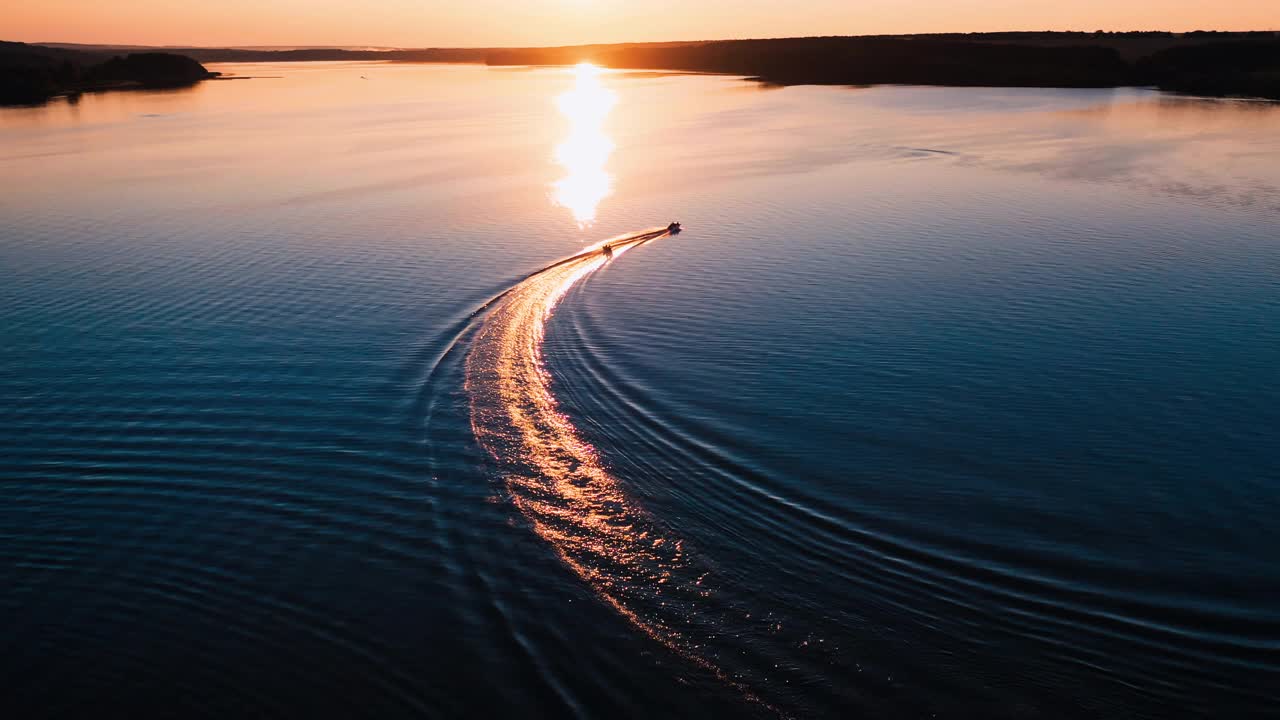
[2,63,1278,718]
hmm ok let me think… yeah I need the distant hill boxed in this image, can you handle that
[0,41,215,104]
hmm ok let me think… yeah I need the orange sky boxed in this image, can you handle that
[8,0,1279,48]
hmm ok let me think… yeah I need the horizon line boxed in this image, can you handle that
[22,27,1280,52]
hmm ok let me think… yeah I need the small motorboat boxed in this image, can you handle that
[667,221,682,234]
[601,244,614,258]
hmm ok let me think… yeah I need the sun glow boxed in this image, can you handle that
[553,63,616,226]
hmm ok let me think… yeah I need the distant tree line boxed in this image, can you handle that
[486,34,1280,99]
[489,38,1130,88]
[5,32,1280,104]
[0,42,215,104]
[1137,39,1280,99]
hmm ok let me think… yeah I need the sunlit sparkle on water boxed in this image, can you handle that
[466,233,685,640]
[463,229,781,712]
[553,63,616,226]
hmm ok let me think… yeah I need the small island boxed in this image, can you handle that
[0,42,216,105]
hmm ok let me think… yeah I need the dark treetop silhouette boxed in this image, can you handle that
[0,42,215,104]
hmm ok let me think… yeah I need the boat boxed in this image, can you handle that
[601,243,614,258]
[667,221,682,234]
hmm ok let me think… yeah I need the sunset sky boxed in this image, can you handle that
[9,0,1279,48]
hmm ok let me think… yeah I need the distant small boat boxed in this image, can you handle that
[602,244,614,258]
[667,221,682,234]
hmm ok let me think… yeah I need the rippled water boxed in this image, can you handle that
[2,62,1279,719]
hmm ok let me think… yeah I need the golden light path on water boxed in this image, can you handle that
[553,63,615,226]
[465,229,777,712]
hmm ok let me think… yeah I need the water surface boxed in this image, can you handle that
[2,62,1279,718]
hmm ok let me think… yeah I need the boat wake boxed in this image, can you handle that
[463,227,778,712]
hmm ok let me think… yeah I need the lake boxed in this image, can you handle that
[2,61,1278,718]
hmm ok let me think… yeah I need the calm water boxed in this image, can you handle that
[2,62,1279,719]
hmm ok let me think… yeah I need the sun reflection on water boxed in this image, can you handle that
[553,63,616,226]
